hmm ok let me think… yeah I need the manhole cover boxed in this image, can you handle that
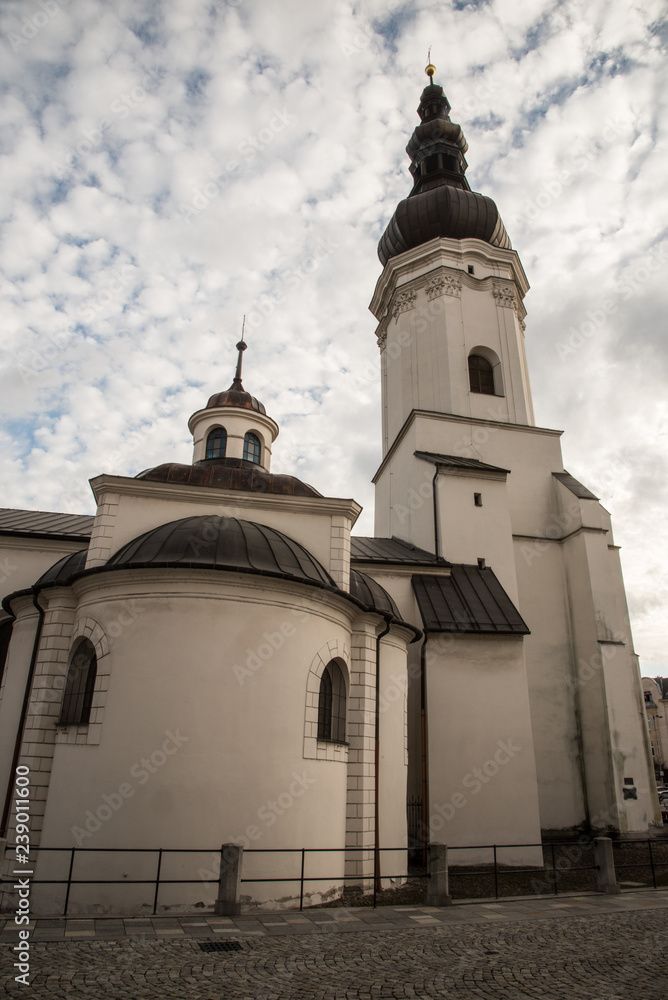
[199,940,243,953]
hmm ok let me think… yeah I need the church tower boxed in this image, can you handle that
[358,63,661,844]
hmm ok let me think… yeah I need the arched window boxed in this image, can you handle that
[59,638,97,726]
[317,660,347,743]
[243,432,261,464]
[206,427,227,459]
[468,353,495,395]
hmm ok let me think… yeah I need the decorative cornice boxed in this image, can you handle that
[89,474,363,525]
[492,282,517,310]
[392,288,417,320]
[425,271,462,300]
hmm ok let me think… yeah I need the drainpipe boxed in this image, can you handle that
[419,631,429,865]
[374,616,392,892]
[431,466,440,558]
[0,590,45,838]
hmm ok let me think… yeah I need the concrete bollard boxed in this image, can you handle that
[214,843,244,915]
[593,836,620,894]
[426,842,453,906]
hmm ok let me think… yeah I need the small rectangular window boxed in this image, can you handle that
[477,558,486,569]
[468,265,475,275]
[474,493,482,506]
[624,777,635,785]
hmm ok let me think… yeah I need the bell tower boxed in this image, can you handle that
[372,65,534,461]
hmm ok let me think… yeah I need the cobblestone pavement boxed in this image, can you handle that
[2,894,668,998]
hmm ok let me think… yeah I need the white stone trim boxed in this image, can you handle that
[303,640,350,761]
[55,616,110,747]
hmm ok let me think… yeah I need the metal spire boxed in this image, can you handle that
[230,316,247,390]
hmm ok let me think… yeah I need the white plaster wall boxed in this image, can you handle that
[0,537,87,608]
[425,633,542,863]
[36,571,357,912]
[378,631,409,885]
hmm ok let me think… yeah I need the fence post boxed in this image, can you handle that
[426,843,453,906]
[593,837,620,894]
[214,843,244,915]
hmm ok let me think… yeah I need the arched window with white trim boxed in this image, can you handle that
[317,659,347,743]
[59,638,97,726]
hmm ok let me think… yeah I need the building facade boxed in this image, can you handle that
[0,69,661,914]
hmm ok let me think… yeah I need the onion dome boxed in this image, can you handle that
[35,548,88,588]
[106,515,335,589]
[350,569,401,619]
[136,460,321,497]
[378,64,511,266]
[206,338,266,413]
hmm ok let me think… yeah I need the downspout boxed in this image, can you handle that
[419,630,429,864]
[432,466,440,558]
[0,590,45,838]
[374,616,392,892]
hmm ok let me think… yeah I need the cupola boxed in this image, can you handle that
[378,62,511,266]
[188,336,279,471]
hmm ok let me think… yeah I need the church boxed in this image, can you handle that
[0,66,661,914]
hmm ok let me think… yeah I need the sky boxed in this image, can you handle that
[0,0,666,673]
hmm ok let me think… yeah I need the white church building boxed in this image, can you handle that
[0,68,661,914]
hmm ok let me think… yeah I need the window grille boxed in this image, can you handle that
[317,660,347,743]
[243,432,261,464]
[468,354,495,394]
[206,428,227,459]
[59,639,97,726]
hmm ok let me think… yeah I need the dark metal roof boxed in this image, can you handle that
[351,536,445,565]
[415,452,510,474]
[350,569,402,620]
[35,549,88,588]
[106,515,335,589]
[412,566,530,635]
[205,388,266,414]
[552,471,599,501]
[0,508,94,540]
[136,461,321,497]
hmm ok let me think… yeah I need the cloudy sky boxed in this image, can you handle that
[0,0,666,672]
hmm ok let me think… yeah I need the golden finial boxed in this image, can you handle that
[425,47,436,81]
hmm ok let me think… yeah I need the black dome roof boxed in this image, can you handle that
[35,548,88,588]
[377,80,511,266]
[350,569,401,620]
[106,515,335,589]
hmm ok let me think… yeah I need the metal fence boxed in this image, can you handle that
[1,838,666,916]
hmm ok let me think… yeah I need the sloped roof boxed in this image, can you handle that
[552,471,599,501]
[415,451,510,474]
[412,566,530,634]
[0,508,94,540]
[349,569,402,619]
[351,536,445,565]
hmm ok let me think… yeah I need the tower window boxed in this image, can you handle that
[477,558,486,569]
[474,493,483,507]
[59,639,97,726]
[468,354,495,395]
[317,660,347,743]
[468,265,475,275]
[205,427,227,459]
[243,432,261,464]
